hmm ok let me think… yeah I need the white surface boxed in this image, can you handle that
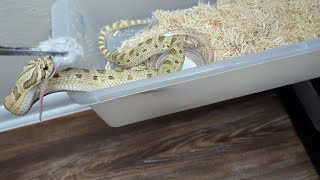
[0,93,89,132]
[52,0,320,127]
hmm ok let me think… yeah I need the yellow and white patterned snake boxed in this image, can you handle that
[4,20,185,116]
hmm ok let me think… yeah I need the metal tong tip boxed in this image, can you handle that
[0,45,68,57]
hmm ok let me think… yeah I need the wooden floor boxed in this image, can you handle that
[0,91,318,179]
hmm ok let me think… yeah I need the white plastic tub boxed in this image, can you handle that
[52,0,320,127]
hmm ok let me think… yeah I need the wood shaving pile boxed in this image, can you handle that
[119,0,320,63]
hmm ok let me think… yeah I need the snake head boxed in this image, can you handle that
[20,56,55,89]
[4,56,55,116]
[29,56,54,83]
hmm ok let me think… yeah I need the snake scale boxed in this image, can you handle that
[4,20,185,116]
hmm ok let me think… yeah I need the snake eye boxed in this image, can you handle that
[43,66,48,70]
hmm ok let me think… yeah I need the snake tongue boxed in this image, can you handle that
[38,67,57,121]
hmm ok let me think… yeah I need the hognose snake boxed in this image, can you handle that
[4,20,185,116]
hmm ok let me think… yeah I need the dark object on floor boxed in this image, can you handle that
[294,80,320,131]
[276,80,320,176]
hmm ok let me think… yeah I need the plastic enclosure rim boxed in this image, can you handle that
[52,0,320,127]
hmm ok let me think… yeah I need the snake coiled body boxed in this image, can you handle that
[4,20,185,116]
[98,19,182,68]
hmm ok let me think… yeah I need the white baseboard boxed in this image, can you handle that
[0,92,90,132]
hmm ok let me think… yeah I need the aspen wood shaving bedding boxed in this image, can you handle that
[119,0,320,63]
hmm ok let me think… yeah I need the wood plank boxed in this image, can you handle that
[0,91,317,179]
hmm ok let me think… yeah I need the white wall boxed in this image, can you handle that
[0,0,55,101]
[0,0,89,131]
